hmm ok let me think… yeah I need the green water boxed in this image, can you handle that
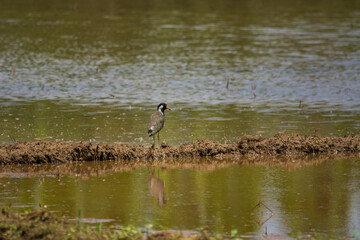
[0,0,360,238]
[0,100,358,146]
[1,158,360,238]
[0,0,359,145]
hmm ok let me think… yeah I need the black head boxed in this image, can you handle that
[157,103,171,113]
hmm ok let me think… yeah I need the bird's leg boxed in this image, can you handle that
[147,165,153,174]
[158,132,161,148]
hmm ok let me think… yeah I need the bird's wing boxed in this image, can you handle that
[148,112,164,136]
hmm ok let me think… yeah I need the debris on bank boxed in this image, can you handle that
[0,208,203,240]
[0,135,359,165]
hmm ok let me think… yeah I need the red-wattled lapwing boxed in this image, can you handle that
[148,103,171,148]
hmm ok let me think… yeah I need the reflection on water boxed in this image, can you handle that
[0,157,359,238]
[148,167,167,206]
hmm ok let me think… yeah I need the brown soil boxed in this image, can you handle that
[0,135,359,165]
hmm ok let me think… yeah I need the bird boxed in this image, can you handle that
[148,103,171,148]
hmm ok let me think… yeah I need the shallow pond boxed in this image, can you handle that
[0,101,360,146]
[0,0,359,238]
[0,0,359,146]
[1,157,360,238]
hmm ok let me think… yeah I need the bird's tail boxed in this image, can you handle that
[148,129,153,137]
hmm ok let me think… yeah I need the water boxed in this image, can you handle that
[0,158,359,238]
[0,0,359,145]
[0,0,360,238]
[0,101,359,146]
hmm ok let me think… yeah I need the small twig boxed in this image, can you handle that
[8,135,17,144]
[251,83,257,99]
[252,201,276,226]
[298,100,304,113]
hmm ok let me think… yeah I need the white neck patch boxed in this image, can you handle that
[158,107,164,115]
[158,105,165,115]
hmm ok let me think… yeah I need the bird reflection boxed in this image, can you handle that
[147,167,167,206]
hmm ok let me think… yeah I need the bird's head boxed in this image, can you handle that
[157,103,171,113]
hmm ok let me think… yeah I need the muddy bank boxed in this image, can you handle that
[0,135,359,165]
[0,208,200,240]
[1,154,357,178]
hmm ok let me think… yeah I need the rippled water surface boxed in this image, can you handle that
[0,0,359,145]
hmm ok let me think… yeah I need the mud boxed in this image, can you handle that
[0,135,359,165]
[1,153,357,179]
[0,208,71,240]
[0,208,199,240]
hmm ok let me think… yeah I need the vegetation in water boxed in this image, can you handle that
[0,207,217,240]
[1,207,357,240]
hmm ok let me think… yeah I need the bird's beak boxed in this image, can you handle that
[166,106,171,111]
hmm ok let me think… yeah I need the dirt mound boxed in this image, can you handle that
[236,135,360,155]
[0,135,359,165]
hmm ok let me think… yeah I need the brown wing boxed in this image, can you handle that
[148,111,164,136]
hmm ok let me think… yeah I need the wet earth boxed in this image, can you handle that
[0,135,359,165]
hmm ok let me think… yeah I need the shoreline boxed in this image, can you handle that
[0,135,359,165]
